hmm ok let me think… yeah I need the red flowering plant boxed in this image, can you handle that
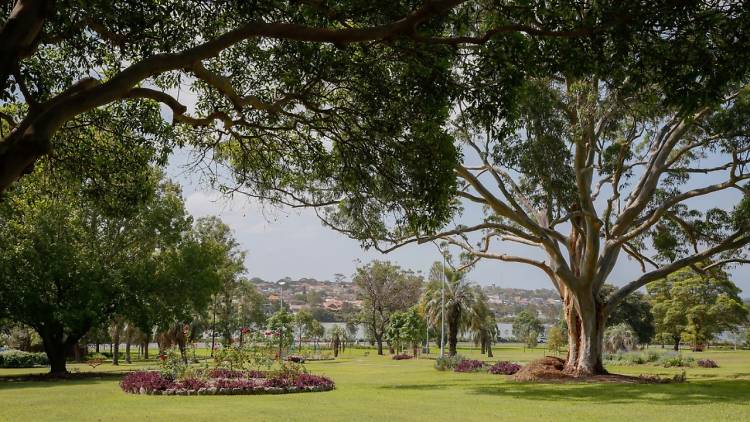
[392,354,413,360]
[488,361,521,375]
[120,367,335,395]
[454,359,485,373]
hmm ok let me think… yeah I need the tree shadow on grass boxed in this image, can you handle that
[380,383,452,391]
[467,380,750,405]
[0,372,125,390]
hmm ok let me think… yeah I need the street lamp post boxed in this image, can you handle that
[440,248,446,358]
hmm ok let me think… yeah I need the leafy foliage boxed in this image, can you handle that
[512,310,543,346]
[385,306,426,356]
[0,350,48,368]
[603,323,637,354]
[422,264,483,356]
[600,284,655,345]
[648,268,748,349]
[434,354,466,371]
[354,261,422,354]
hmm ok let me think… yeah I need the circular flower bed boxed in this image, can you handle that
[120,369,335,395]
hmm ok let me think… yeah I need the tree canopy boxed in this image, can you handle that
[354,260,422,355]
[0,159,235,373]
[648,267,748,350]
[3,1,750,244]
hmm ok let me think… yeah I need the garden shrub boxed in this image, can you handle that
[435,354,465,371]
[488,361,521,375]
[392,354,413,360]
[0,350,49,368]
[158,347,187,380]
[176,378,208,390]
[660,353,694,368]
[286,355,306,363]
[213,341,274,371]
[120,371,173,393]
[697,359,719,368]
[454,359,484,372]
[603,350,663,366]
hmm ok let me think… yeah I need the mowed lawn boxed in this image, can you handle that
[1,345,749,422]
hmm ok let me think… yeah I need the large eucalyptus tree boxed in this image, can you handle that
[378,75,750,375]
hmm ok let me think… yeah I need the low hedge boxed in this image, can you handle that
[0,350,49,368]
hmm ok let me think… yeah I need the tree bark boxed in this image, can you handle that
[486,339,493,358]
[111,321,122,365]
[46,343,67,375]
[143,332,150,359]
[125,340,131,364]
[375,334,384,355]
[448,316,459,356]
[673,335,680,351]
[40,332,68,375]
[562,288,607,376]
[73,342,82,362]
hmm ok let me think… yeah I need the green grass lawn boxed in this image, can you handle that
[1,345,749,421]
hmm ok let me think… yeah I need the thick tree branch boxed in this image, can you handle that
[0,0,52,91]
[606,232,750,310]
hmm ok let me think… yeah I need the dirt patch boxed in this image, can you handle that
[512,356,685,384]
[513,356,567,381]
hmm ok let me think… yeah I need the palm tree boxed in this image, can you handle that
[470,293,498,357]
[421,266,478,356]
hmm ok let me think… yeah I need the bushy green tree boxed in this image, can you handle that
[266,310,295,360]
[293,309,315,352]
[386,307,426,356]
[546,326,565,354]
[513,310,544,348]
[648,268,748,351]
[0,163,229,373]
[599,284,655,345]
[354,261,422,355]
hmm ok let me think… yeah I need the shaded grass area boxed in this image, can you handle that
[1,345,748,421]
